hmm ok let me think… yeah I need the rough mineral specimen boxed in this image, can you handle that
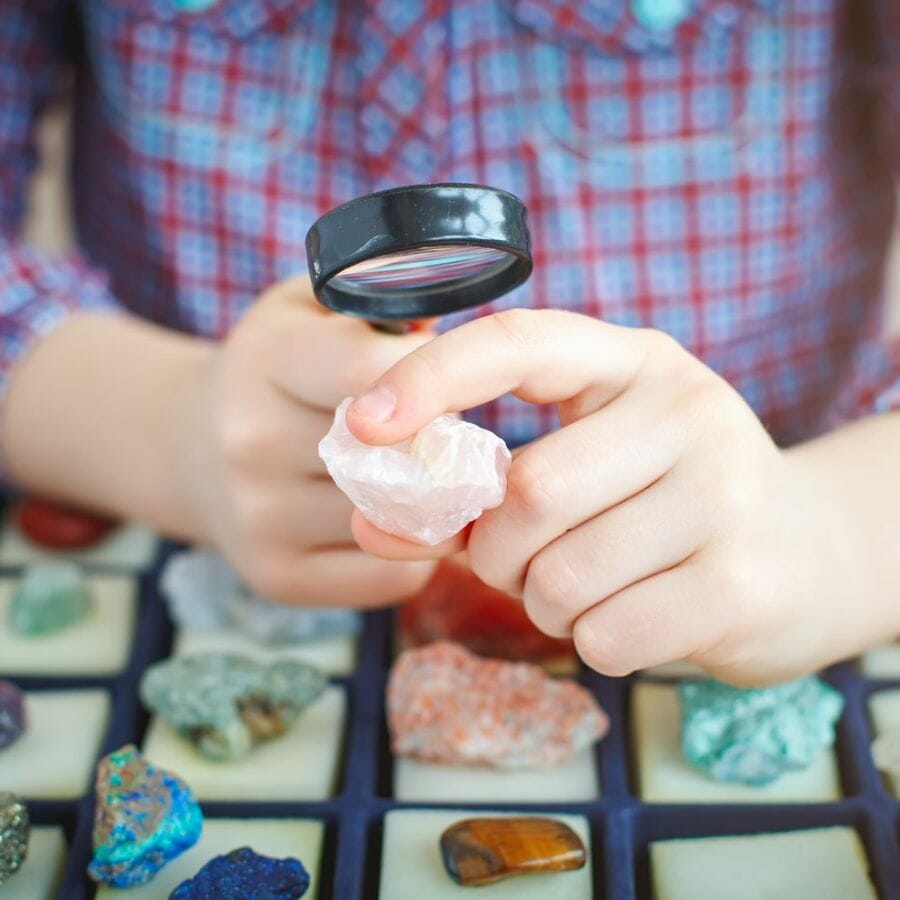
[0,681,26,750]
[9,560,92,635]
[871,728,900,780]
[170,846,311,899]
[15,499,116,549]
[319,397,511,546]
[399,559,574,664]
[388,641,608,768]
[88,744,202,888]
[0,792,29,885]
[160,548,360,643]
[678,676,844,786]
[440,817,586,886]
[140,654,328,761]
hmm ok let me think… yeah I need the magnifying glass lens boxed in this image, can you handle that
[330,245,513,292]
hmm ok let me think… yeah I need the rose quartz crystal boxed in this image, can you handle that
[318,398,511,546]
[387,641,609,768]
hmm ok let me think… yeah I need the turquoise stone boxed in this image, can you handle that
[88,745,202,888]
[678,677,844,786]
[0,793,29,885]
[632,0,692,32]
[8,561,92,636]
[140,654,327,761]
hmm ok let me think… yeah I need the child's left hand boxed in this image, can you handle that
[345,309,889,686]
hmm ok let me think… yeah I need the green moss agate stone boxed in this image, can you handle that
[8,561,92,635]
[88,745,202,888]
[678,676,844,786]
[0,792,29,885]
[140,654,327,761]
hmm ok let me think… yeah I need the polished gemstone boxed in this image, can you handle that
[440,817,586,886]
[0,681,26,750]
[170,846,311,899]
[678,676,844,786]
[140,654,327,761]
[388,641,608,768]
[9,560,92,635]
[15,499,116,549]
[0,792,29,885]
[319,398,511,546]
[161,548,360,643]
[399,558,574,664]
[88,744,202,887]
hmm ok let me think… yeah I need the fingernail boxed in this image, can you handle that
[353,385,396,422]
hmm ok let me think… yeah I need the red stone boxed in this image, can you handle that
[398,559,574,664]
[16,500,117,550]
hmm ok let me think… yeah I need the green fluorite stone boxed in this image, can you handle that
[9,561,92,636]
[678,676,844,786]
[140,654,327,761]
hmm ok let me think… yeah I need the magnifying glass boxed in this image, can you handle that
[305,183,532,333]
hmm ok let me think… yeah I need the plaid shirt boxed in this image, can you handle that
[2,0,900,451]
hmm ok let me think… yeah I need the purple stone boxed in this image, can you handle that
[0,682,25,750]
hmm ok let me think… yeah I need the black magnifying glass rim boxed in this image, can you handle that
[305,183,532,321]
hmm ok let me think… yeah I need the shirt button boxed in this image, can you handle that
[172,0,220,11]
[632,0,692,32]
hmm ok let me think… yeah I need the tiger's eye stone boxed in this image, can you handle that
[0,792,29,885]
[440,817,586,886]
[16,499,117,550]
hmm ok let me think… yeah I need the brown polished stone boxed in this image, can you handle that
[439,817,586,886]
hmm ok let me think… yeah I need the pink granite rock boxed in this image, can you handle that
[319,398,511,546]
[387,641,609,768]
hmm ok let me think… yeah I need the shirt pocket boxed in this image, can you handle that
[81,0,336,170]
[505,0,788,189]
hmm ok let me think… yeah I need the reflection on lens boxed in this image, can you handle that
[332,245,511,291]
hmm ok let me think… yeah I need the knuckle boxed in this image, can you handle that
[506,455,563,518]
[572,616,635,677]
[491,308,545,350]
[524,548,582,630]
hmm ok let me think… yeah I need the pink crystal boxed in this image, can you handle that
[387,641,609,768]
[319,398,511,546]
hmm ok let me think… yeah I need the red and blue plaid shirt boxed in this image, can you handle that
[2,0,900,450]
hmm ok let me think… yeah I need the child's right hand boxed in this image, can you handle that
[178,274,436,606]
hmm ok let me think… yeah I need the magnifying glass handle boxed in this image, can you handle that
[371,319,414,335]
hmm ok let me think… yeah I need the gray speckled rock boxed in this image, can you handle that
[161,549,360,643]
[0,792,29,885]
[140,654,327,761]
[678,676,844,786]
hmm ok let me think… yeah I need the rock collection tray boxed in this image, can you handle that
[5,528,900,899]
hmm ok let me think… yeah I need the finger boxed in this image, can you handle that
[570,554,721,677]
[521,470,703,637]
[261,298,436,411]
[246,479,358,547]
[469,381,685,594]
[346,309,653,444]
[253,548,436,607]
[351,508,467,560]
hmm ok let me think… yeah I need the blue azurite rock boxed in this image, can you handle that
[0,681,26,750]
[88,745,203,888]
[170,846,311,899]
[678,676,844,786]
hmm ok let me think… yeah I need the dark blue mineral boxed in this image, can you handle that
[169,846,310,899]
[0,681,26,750]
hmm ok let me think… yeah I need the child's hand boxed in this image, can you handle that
[180,275,435,606]
[346,309,880,685]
